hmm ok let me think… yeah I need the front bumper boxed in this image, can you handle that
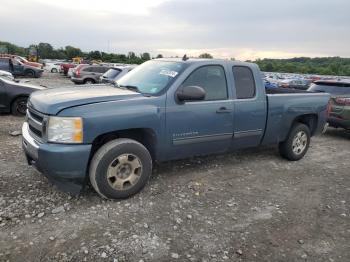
[328,117,350,130]
[22,122,92,194]
[71,77,84,84]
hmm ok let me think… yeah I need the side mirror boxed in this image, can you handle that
[176,86,206,102]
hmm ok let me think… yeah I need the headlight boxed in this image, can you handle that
[47,117,83,143]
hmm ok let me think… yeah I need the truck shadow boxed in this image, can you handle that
[152,146,279,180]
[324,128,350,140]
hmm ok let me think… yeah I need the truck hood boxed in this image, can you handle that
[29,85,142,115]
[11,80,46,90]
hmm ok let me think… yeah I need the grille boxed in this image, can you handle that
[27,107,46,141]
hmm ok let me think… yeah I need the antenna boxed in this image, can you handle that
[182,54,189,61]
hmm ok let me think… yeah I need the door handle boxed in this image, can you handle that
[216,107,232,113]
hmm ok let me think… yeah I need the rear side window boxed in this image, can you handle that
[98,67,109,73]
[82,66,93,72]
[182,65,228,101]
[233,66,256,99]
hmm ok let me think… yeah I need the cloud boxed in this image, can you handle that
[0,0,349,59]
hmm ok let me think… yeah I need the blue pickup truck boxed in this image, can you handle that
[22,59,330,199]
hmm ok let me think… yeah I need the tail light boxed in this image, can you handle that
[335,97,350,106]
[75,67,81,76]
[326,100,332,117]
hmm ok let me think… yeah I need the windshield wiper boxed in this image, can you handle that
[117,84,141,93]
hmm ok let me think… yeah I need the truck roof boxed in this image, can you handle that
[154,58,256,67]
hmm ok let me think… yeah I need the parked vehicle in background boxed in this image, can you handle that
[309,80,350,130]
[0,58,43,78]
[279,79,311,90]
[0,76,45,115]
[264,80,278,89]
[0,70,14,81]
[71,64,110,84]
[60,63,77,76]
[100,65,136,84]
[22,58,330,199]
[0,54,43,69]
[67,66,78,78]
[44,62,62,73]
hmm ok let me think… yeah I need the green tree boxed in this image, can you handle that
[37,43,54,59]
[156,54,163,58]
[199,53,213,59]
[64,46,83,59]
[140,52,151,61]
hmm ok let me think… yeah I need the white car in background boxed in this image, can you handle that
[67,66,77,78]
[0,70,14,80]
[44,62,62,73]
[100,65,137,84]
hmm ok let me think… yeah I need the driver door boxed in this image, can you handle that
[165,65,234,160]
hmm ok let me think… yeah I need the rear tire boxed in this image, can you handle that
[279,123,310,161]
[84,78,95,84]
[11,97,28,116]
[89,139,152,199]
[51,68,58,73]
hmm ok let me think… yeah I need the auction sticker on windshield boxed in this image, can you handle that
[159,69,178,78]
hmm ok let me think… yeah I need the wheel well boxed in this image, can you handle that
[84,78,95,83]
[25,69,35,74]
[90,128,157,161]
[293,114,318,135]
[11,95,28,112]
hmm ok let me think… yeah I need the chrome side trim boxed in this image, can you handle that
[234,129,263,138]
[173,133,233,145]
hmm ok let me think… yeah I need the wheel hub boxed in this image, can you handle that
[292,131,307,155]
[106,154,142,190]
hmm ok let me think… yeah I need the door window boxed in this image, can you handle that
[181,65,228,101]
[233,66,256,99]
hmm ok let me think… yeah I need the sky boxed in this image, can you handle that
[1,0,349,60]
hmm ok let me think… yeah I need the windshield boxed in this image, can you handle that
[116,60,186,95]
[104,68,121,78]
[17,56,28,63]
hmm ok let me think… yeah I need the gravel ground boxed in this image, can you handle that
[0,73,349,261]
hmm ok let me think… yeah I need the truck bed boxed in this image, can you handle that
[262,91,330,145]
[266,87,310,94]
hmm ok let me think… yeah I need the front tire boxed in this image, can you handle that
[84,78,95,84]
[279,123,310,161]
[11,97,28,116]
[51,68,58,73]
[89,139,152,199]
[25,70,35,77]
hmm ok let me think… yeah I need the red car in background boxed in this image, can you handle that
[60,63,77,76]
[0,54,43,69]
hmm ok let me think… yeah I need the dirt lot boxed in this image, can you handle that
[0,73,349,262]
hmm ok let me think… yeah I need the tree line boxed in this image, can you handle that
[0,41,161,64]
[1,41,350,76]
[253,57,350,76]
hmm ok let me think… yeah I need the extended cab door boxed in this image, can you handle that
[165,65,234,160]
[231,65,267,148]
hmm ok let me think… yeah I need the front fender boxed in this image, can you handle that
[58,97,165,144]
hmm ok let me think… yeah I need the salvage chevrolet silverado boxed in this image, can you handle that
[22,59,330,199]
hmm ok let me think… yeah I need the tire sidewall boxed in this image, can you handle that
[25,70,35,77]
[84,79,94,84]
[285,124,311,160]
[12,97,28,116]
[91,140,152,199]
